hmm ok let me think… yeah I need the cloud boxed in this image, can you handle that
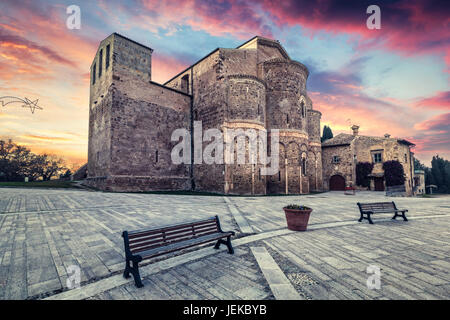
[0,30,75,66]
[261,0,450,60]
[414,112,450,132]
[96,0,273,39]
[415,91,450,110]
[411,112,450,162]
[19,134,73,142]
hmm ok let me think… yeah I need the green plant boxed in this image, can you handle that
[284,204,311,210]
[356,162,374,187]
[383,160,406,187]
[321,125,334,142]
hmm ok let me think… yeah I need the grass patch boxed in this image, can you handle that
[0,180,76,189]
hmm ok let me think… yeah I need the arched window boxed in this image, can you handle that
[301,153,307,176]
[300,101,305,118]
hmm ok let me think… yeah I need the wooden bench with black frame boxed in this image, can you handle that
[357,202,408,224]
[122,215,235,287]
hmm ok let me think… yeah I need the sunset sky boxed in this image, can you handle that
[0,0,449,168]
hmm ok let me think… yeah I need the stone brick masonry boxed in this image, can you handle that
[86,34,322,194]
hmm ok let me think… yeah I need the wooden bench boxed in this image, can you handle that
[357,202,408,224]
[122,215,235,287]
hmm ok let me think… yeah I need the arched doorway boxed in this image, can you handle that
[330,175,345,191]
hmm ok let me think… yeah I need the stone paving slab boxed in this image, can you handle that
[250,246,301,300]
[0,188,449,300]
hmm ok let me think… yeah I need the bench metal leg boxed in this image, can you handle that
[392,212,407,221]
[214,239,222,250]
[131,260,144,288]
[123,258,131,279]
[226,236,234,254]
[358,212,364,222]
[401,211,408,221]
[214,237,234,254]
[367,213,374,224]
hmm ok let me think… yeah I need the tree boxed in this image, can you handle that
[429,155,450,193]
[321,125,334,143]
[383,160,406,187]
[0,139,67,182]
[40,154,66,181]
[60,169,72,179]
[356,162,374,187]
[414,158,427,171]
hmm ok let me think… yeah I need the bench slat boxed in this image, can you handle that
[129,223,218,244]
[129,227,220,251]
[136,232,233,260]
[131,231,225,254]
[128,219,217,239]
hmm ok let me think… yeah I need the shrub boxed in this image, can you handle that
[383,160,405,187]
[284,204,311,210]
[356,162,374,187]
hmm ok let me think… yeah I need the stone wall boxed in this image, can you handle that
[352,136,414,195]
[87,34,191,192]
[321,144,353,190]
[321,134,415,195]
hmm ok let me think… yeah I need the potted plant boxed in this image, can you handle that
[283,204,313,231]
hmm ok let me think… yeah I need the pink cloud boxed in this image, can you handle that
[415,91,450,110]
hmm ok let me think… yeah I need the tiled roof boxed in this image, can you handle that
[321,133,356,147]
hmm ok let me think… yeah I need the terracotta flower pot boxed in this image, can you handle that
[283,207,312,231]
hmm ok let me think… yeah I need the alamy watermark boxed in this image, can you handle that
[366,265,381,290]
[66,5,81,30]
[366,5,381,30]
[66,265,81,289]
[171,121,279,175]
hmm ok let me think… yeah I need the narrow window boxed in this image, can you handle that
[373,153,382,163]
[302,158,306,176]
[332,156,340,164]
[106,44,110,69]
[278,171,281,181]
[286,114,289,124]
[155,150,158,163]
[99,49,103,78]
[259,168,261,181]
[92,63,96,84]
[181,74,189,94]
[404,154,407,162]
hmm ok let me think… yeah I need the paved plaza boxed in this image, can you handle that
[0,187,449,300]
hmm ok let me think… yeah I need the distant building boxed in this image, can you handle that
[321,125,416,196]
[413,170,425,195]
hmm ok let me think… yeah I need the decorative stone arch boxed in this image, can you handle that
[286,141,301,165]
[278,142,286,168]
[231,131,258,164]
[301,152,307,176]
[329,174,346,191]
[300,143,308,151]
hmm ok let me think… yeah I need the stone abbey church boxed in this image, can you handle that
[86,33,417,195]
